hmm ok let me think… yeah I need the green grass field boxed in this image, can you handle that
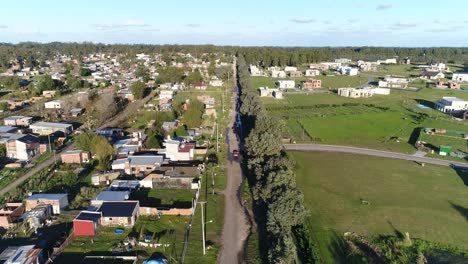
[290,151,468,262]
[265,88,468,154]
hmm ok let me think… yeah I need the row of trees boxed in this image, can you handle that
[237,55,315,263]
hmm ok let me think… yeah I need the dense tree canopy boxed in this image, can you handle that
[130,81,146,99]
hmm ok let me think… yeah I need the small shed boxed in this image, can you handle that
[73,211,102,236]
[439,145,452,156]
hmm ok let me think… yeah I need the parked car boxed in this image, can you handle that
[232,150,239,159]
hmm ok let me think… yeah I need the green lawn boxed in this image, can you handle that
[374,64,423,77]
[60,216,188,263]
[265,88,468,155]
[290,151,468,263]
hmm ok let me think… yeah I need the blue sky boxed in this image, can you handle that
[0,0,467,46]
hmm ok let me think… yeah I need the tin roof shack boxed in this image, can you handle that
[98,201,139,227]
[0,245,44,264]
[91,172,121,186]
[0,126,18,134]
[25,193,69,214]
[29,122,73,136]
[73,211,102,236]
[4,116,33,127]
[0,203,25,229]
[108,180,140,193]
[22,204,53,230]
[95,127,124,141]
[91,191,130,206]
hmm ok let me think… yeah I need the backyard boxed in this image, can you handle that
[131,188,195,209]
[290,151,468,263]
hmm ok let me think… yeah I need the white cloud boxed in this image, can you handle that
[389,22,417,30]
[376,4,393,10]
[93,19,149,31]
[290,18,316,24]
[0,25,7,29]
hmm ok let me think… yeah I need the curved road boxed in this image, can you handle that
[218,59,249,264]
[284,144,468,167]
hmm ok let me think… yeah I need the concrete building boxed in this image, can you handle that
[337,88,373,98]
[6,134,42,161]
[436,81,461,89]
[305,69,320,76]
[30,122,73,135]
[452,72,468,82]
[0,203,25,229]
[259,87,283,99]
[111,155,164,175]
[163,139,195,161]
[435,97,468,113]
[3,116,33,127]
[98,201,139,227]
[378,76,409,89]
[302,79,322,90]
[271,70,286,78]
[44,100,64,109]
[60,150,90,164]
[73,211,102,236]
[276,80,295,89]
[25,193,69,214]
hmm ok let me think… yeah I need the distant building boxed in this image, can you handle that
[98,201,139,227]
[164,139,195,161]
[337,88,373,98]
[25,193,69,214]
[271,70,287,78]
[44,100,64,109]
[60,150,90,164]
[289,71,303,77]
[209,79,223,87]
[284,66,298,72]
[91,191,129,206]
[335,58,351,64]
[0,245,44,264]
[159,90,174,100]
[249,65,264,76]
[73,211,102,236]
[302,79,322,90]
[421,70,445,80]
[0,203,25,229]
[435,97,468,113]
[436,81,461,89]
[378,76,409,89]
[276,80,295,89]
[258,87,282,99]
[452,72,468,82]
[4,116,33,127]
[42,90,57,98]
[305,69,320,76]
[111,154,164,175]
[6,134,42,161]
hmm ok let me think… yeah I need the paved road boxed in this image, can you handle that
[0,94,153,197]
[284,144,468,167]
[218,59,249,264]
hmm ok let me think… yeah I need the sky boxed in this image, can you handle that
[0,0,467,47]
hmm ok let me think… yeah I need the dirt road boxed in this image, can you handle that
[284,144,468,167]
[218,59,250,264]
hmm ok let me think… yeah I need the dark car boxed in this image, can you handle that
[232,150,239,158]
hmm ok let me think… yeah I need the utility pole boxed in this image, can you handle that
[216,120,219,153]
[198,201,207,255]
[48,134,57,166]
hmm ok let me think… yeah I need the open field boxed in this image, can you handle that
[251,75,367,89]
[60,216,188,263]
[264,88,468,154]
[290,151,468,263]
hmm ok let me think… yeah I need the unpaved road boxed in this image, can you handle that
[218,59,250,264]
[284,144,468,167]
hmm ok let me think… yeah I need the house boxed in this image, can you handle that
[276,80,295,89]
[117,88,135,101]
[44,100,64,109]
[271,70,286,78]
[284,66,298,72]
[22,204,53,229]
[6,134,42,161]
[42,90,56,98]
[209,79,223,87]
[249,65,264,76]
[335,58,351,64]
[96,127,124,139]
[338,88,373,98]
[358,62,379,72]
[159,90,174,100]
[25,193,69,214]
[339,67,359,76]
[403,57,411,64]
[452,72,468,82]
[98,201,139,227]
[91,191,129,206]
[421,71,445,80]
[0,245,44,264]
[0,203,25,229]
[108,180,140,192]
[70,108,85,117]
[162,121,178,133]
[60,150,90,164]
[305,69,320,76]
[141,165,202,189]
[436,81,461,89]
[73,211,102,236]
[194,82,207,90]
[378,58,397,64]
[0,126,18,134]
[371,88,391,95]
[289,71,303,78]
[91,172,121,186]
[302,79,322,90]
[111,154,164,175]
[4,116,33,127]
[30,122,73,135]
[435,97,468,113]
[378,76,409,89]
[163,138,195,161]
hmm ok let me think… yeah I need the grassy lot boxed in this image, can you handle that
[374,64,423,77]
[183,166,226,263]
[251,75,367,90]
[0,168,22,190]
[60,216,188,263]
[290,151,468,263]
[131,188,195,209]
[264,88,468,154]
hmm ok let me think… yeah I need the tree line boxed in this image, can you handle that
[236,54,318,263]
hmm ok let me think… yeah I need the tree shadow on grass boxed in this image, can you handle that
[387,221,404,239]
[450,166,468,187]
[448,201,468,221]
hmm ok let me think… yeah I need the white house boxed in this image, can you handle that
[339,67,358,76]
[435,97,468,113]
[159,90,174,100]
[378,58,397,64]
[271,70,287,78]
[452,72,468,82]
[209,79,223,87]
[338,88,373,98]
[259,87,283,99]
[44,100,64,109]
[379,76,409,89]
[284,66,298,72]
[371,88,391,95]
[276,80,295,89]
[249,65,264,76]
[305,69,320,77]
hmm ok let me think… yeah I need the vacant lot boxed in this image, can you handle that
[132,188,195,208]
[265,88,468,154]
[290,151,468,262]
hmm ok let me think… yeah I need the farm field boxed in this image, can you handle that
[290,151,468,263]
[264,87,468,154]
